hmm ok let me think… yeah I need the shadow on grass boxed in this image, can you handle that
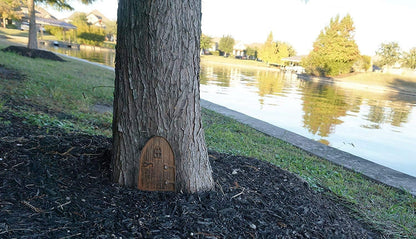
[388,78,416,104]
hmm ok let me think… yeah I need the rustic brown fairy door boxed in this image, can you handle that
[138,136,176,191]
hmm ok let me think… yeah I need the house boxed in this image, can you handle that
[86,10,110,28]
[208,37,220,52]
[233,41,246,57]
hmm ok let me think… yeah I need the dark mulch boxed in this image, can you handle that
[0,66,382,238]
[1,45,65,62]
[0,112,383,238]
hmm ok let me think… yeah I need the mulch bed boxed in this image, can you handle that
[0,60,381,238]
[1,45,65,62]
[0,111,382,238]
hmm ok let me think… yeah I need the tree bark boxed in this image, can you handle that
[112,0,214,193]
[27,0,37,49]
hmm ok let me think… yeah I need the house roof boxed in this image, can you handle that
[36,17,77,29]
[281,55,306,63]
[87,10,111,23]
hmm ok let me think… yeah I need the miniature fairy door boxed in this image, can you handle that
[138,136,175,191]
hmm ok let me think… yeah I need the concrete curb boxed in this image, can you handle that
[201,99,416,196]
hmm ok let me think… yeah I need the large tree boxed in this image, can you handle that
[303,14,360,76]
[26,0,93,49]
[113,0,214,192]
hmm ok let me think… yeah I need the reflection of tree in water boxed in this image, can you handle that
[364,100,412,127]
[256,71,284,97]
[390,103,412,127]
[200,65,231,87]
[301,82,355,137]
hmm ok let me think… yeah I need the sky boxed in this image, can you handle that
[43,0,416,55]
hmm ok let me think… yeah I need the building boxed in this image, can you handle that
[86,10,111,29]
[233,41,246,57]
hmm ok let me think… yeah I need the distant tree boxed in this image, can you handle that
[275,41,296,64]
[302,14,360,76]
[258,31,275,63]
[402,48,416,69]
[245,46,258,59]
[218,35,234,56]
[353,55,372,72]
[200,33,212,51]
[375,42,402,68]
[68,11,105,46]
[287,44,296,57]
[0,0,23,28]
[104,20,117,41]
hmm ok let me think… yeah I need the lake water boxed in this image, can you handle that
[43,46,416,177]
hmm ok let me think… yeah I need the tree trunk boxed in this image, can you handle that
[112,0,214,193]
[27,0,37,49]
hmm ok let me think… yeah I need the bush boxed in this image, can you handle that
[211,51,220,56]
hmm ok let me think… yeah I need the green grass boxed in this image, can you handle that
[0,41,113,135]
[0,40,415,238]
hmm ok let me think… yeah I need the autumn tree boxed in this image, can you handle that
[113,0,214,192]
[275,41,296,64]
[302,14,360,76]
[258,32,296,64]
[258,31,275,64]
[218,35,235,56]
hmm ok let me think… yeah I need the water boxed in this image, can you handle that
[40,45,115,67]
[200,63,416,177]
[42,46,416,177]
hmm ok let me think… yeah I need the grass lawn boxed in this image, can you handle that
[336,72,416,95]
[0,40,415,238]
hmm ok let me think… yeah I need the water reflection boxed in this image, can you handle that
[200,63,416,176]
[300,82,353,138]
[40,45,115,67]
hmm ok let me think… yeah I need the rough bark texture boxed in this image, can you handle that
[112,0,214,193]
[27,0,37,49]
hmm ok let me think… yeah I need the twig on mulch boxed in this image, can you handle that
[231,188,245,199]
[21,200,43,213]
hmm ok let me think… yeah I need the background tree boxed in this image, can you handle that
[302,14,360,76]
[259,32,296,64]
[0,0,23,28]
[402,47,416,69]
[200,33,212,52]
[26,0,94,49]
[374,42,401,68]
[113,0,214,192]
[218,35,235,56]
[353,55,372,72]
[275,41,296,64]
[258,31,275,63]
[245,46,258,59]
